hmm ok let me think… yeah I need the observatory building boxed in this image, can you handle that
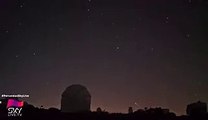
[61,84,91,113]
[186,101,207,116]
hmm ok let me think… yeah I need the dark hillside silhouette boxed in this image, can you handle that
[0,85,207,120]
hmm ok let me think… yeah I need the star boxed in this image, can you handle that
[194,93,198,97]
[186,33,191,38]
[46,82,49,86]
[59,27,63,31]
[151,48,154,52]
[20,5,24,8]
[115,35,119,39]
[164,16,169,24]
[19,3,25,8]
[116,46,120,50]
[132,27,136,31]
[18,22,22,26]
[188,0,192,3]
[138,17,142,21]
[134,102,139,107]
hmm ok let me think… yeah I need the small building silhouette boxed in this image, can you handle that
[96,107,102,113]
[61,84,91,113]
[186,101,207,116]
[128,107,133,114]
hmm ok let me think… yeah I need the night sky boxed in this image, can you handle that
[0,0,208,115]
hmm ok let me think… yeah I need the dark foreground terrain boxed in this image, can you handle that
[0,106,208,120]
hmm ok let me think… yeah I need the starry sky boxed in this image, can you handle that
[0,0,208,115]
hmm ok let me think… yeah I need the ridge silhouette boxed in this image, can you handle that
[0,85,207,120]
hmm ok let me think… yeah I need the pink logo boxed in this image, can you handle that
[7,99,24,108]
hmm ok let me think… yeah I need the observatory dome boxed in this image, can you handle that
[61,84,91,112]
